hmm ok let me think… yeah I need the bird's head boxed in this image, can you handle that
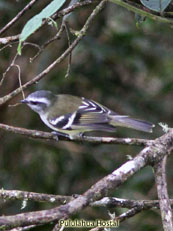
[21,90,56,114]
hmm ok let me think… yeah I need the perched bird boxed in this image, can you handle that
[21,90,154,139]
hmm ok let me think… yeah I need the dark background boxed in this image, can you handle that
[0,0,173,230]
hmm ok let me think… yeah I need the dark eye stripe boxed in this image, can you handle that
[30,101,38,105]
[30,101,45,105]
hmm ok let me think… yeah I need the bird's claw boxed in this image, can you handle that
[51,131,70,141]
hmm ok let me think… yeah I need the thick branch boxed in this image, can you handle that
[0,129,172,229]
[0,122,153,146]
[154,156,173,231]
[0,148,148,229]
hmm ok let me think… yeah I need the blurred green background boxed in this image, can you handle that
[0,0,173,230]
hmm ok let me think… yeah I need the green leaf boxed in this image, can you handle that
[140,0,171,12]
[17,0,66,55]
[19,15,42,44]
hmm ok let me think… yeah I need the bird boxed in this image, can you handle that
[21,90,154,139]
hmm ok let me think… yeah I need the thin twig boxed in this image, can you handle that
[53,0,95,20]
[23,42,41,52]
[14,64,25,99]
[0,0,107,105]
[30,23,65,62]
[0,52,19,86]
[90,201,152,229]
[89,227,104,231]
[9,224,38,231]
[64,21,72,78]
[0,0,95,46]
[117,207,143,222]
[0,42,39,99]
[0,0,39,35]
[0,42,17,52]
[0,122,153,146]
[0,34,20,45]
[92,197,161,209]
[52,223,65,231]
[0,189,74,204]
[2,188,173,210]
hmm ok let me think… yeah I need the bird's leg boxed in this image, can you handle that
[79,132,85,138]
[51,131,70,140]
[52,131,86,141]
[69,132,85,140]
[68,132,85,140]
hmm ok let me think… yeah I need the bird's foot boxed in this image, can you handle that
[69,132,85,140]
[79,132,85,138]
[51,131,70,141]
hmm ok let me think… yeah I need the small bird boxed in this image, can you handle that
[21,90,154,139]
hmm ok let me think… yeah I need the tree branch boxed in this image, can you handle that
[92,197,170,209]
[0,35,20,45]
[0,0,95,45]
[29,22,65,62]
[0,189,74,205]
[154,156,173,231]
[0,0,107,105]
[0,0,39,35]
[2,188,173,210]
[9,224,38,231]
[0,122,153,146]
[109,0,173,25]
[0,150,148,229]
[117,207,143,222]
[0,129,172,229]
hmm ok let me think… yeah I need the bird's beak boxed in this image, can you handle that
[20,99,28,104]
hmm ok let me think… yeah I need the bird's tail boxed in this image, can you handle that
[110,115,154,133]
